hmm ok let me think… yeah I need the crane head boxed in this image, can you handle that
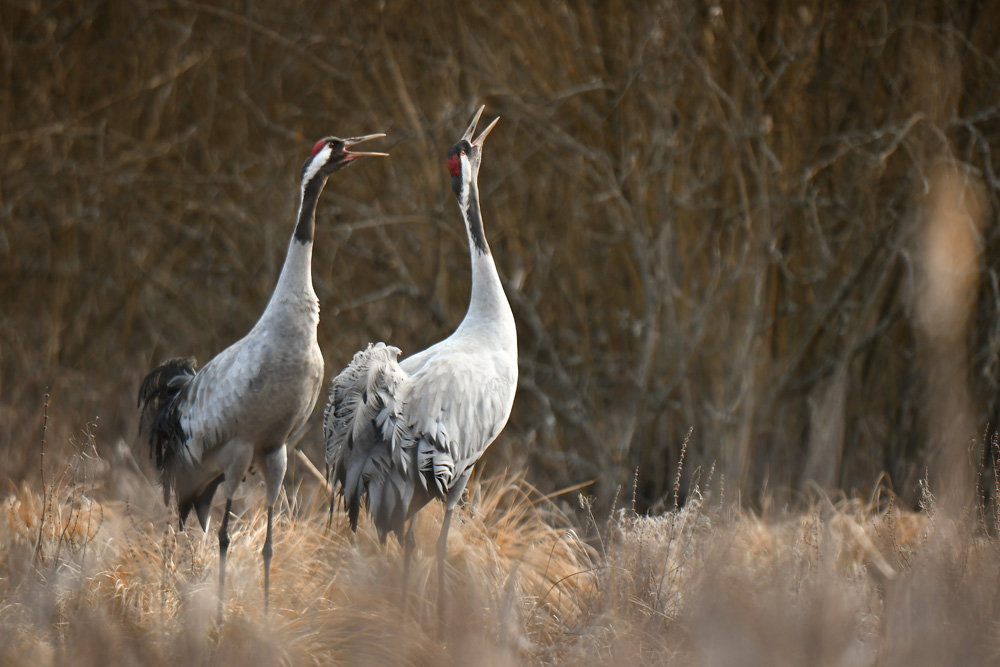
[301,134,388,188]
[447,105,499,198]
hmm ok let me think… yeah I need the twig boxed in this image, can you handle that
[33,392,50,563]
[674,427,691,510]
[537,478,598,504]
[169,0,349,82]
[1,52,207,145]
[294,449,331,494]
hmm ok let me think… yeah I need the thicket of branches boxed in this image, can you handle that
[2,0,999,510]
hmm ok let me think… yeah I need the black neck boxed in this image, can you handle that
[465,183,489,255]
[293,176,326,244]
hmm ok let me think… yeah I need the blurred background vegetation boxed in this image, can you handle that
[2,0,999,513]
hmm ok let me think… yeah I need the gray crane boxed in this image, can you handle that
[138,133,387,619]
[324,106,517,634]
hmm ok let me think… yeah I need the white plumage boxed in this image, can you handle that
[324,106,516,630]
[138,133,386,618]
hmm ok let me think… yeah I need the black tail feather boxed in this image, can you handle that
[138,356,197,506]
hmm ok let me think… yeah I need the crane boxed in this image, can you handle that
[138,133,387,620]
[324,106,517,635]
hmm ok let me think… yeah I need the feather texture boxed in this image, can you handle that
[137,356,198,507]
[324,342,409,533]
[324,306,517,544]
[324,107,516,551]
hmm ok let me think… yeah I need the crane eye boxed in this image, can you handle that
[460,150,466,156]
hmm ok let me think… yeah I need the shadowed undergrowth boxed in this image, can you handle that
[4,0,1000,513]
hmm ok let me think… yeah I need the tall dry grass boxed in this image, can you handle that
[1,435,593,665]
[5,432,1000,665]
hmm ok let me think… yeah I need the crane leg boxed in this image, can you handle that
[400,519,415,611]
[217,498,233,624]
[261,444,286,615]
[435,507,454,640]
[263,505,274,614]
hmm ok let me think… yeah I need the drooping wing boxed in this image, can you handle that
[137,336,265,512]
[177,336,266,466]
[324,341,517,543]
[324,342,412,539]
[401,349,516,498]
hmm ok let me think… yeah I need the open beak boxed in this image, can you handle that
[461,106,500,147]
[343,133,389,160]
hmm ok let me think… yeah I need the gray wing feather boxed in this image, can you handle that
[324,340,516,542]
[403,351,515,490]
[180,337,265,464]
[324,342,411,538]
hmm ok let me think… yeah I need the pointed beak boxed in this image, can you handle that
[472,116,499,147]
[461,106,485,142]
[343,133,389,160]
[461,106,499,147]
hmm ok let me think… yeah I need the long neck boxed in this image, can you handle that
[263,177,324,318]
[458,181,514,332]
[463,181,489,256]
[293,175,325,243]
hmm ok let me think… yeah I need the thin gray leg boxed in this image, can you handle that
[436,507,454,640]
[263,504,274,614]
[260,446,286,615]
[400,519,416,610]
[217,498,233,624]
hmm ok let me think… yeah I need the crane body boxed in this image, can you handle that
[139,134,387,619]
[325,107,515,634]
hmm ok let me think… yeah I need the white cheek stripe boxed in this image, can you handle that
[461,155,472,186]
[459,155,472,209]
[302,145,333,190]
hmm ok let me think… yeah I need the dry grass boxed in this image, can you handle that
[0,437,594,665]
[4,436,1000,665]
